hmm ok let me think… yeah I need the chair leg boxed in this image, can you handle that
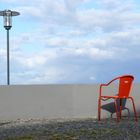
[114,99,120,122]
[98,98,101,121]
[129,97,138,122]
[120,105,122,119]
[120,99,122,119]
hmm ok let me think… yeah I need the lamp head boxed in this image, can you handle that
[3,10,12,30]
[0,9,20,30]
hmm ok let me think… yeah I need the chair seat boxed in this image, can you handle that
[101,95,133,99]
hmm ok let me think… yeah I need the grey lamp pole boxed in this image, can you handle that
[0,10,20,85]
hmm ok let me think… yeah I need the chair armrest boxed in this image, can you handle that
[99,76,120,97]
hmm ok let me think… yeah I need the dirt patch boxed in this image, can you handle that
[0,118,139,140]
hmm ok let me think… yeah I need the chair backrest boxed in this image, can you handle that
[118,75,134,98]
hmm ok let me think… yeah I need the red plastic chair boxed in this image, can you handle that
[98,75,138,122]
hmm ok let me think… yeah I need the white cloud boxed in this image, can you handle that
[1,0,140,84]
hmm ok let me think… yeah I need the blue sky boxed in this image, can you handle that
[0,0,140,84]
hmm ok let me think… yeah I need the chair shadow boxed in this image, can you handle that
[101,99,130,118]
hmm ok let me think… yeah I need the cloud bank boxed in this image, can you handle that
[0,0,140,84]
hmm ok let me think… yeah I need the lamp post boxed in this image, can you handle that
[0,10,20,85]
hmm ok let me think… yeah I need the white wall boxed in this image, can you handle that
[0,84,139,121]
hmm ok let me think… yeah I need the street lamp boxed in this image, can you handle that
[0,10,20,85]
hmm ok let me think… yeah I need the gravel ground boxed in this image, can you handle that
[0,118,139,140]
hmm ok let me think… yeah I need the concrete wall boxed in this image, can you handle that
[0,84,139,121]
